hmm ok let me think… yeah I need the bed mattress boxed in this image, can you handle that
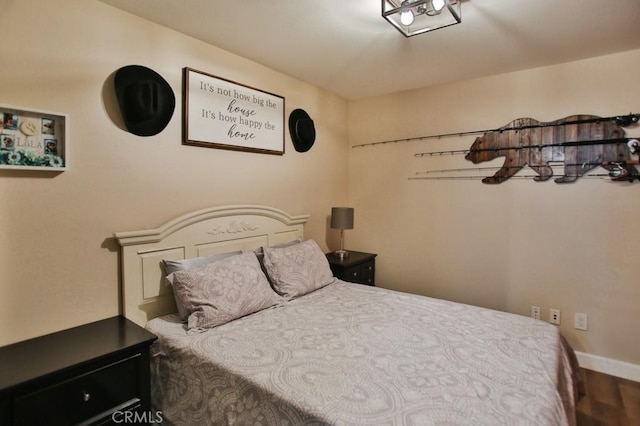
[146,281,580,425]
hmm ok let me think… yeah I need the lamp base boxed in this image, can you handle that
[334,249,350,259]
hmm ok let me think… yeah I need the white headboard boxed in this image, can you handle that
[114,205,309,326]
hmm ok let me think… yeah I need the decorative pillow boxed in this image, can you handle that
[262,239,335,299]
[253,237,302,260]
[252,238,302,282]
[169,252,283,334]
[163,250,242,320]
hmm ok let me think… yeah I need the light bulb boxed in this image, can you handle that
[400,9,414,26]
[431,0,445,11]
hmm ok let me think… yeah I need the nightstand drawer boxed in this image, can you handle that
[345,260,375,285]
[13,354,140,425]
[344,265,360,281]
[360,260,375,285]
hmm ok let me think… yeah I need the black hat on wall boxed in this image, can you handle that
[114,65,176,137]
[288,108,316,152]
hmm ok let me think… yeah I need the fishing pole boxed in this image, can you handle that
[415,160,640,175]
[409,174,614,181]
[414,137,640,157]
[353,113,640,149]
[416,166,504,174]
[410,174,640,182]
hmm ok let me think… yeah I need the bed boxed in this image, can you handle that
[115,205,582,425]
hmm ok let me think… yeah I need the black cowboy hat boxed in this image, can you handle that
[114,65,175,136]
[288,109,316,152]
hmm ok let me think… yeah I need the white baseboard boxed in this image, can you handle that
[575,351,640,382]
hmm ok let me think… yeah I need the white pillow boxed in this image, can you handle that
[252,238,302,285]
[262,239,335,299]
[170,252,283,334]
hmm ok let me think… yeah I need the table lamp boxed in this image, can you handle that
[330,207,354,259]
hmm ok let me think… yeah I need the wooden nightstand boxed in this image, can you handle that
[0,316,157,426]
[326,251,377,286]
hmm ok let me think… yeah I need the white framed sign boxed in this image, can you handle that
[183,67,284,155]
[0,104,67,171]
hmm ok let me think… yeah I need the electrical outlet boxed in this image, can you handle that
[575,313,588,331]
[530,305,540,320]
[550,309,561,325]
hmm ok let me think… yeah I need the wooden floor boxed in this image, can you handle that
[576,368,640,425]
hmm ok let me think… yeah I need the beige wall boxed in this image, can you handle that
[348,49,640,365]
[0,0,348,346]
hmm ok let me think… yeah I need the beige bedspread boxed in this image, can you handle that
[146,281,580,425]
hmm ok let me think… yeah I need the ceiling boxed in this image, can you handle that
[100,0,640,100]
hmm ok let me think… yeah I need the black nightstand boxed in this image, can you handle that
[326,251,377,286]
[0,316,157,426]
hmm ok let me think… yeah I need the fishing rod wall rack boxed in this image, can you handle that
[406,113,640,184]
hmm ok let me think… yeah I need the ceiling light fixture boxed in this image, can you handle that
[382,0,461,37]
